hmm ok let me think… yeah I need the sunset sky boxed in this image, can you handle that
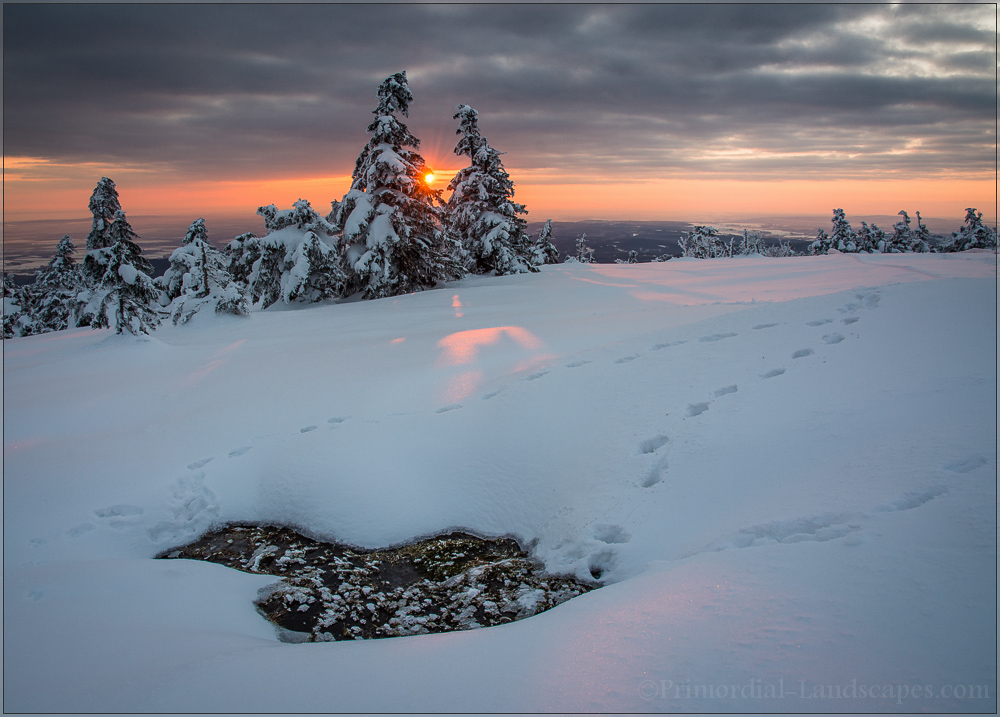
[3,3,997,226]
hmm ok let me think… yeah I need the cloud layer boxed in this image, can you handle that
[4,4,996,185]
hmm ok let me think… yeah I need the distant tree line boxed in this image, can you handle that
[675,208,996,260]
[4,71,997,339]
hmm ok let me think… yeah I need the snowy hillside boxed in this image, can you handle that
[3,252,996,713]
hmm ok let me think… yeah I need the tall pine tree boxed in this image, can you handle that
[334,71,460,299]
[88,210,159,335]
[446,104,537,275]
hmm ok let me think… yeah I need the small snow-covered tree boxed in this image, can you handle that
[227,200,343,310]
[531,219,560,265]
[573,233,595,263]
[2,273,40,338]
[445,104,536,276]
[911,212,932,253]
[679,226,733,258]
[335,71,460,299]
[809,228,832,255]
[156,218,248,324]
[943,208,997,252]
[739,229,766,256]
[829,208,857,252]
[28,235,85,332]
[86,211,159,335]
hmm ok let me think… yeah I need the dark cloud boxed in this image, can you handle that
[3,4,995,182]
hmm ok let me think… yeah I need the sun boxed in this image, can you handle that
[424,172,435,185]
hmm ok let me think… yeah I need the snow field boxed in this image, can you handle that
[3,252,996,712]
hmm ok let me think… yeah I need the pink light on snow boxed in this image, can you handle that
[436,326,544,367]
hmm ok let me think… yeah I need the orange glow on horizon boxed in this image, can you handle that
[3,155,994,226]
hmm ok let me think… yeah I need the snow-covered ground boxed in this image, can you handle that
[3,252,996,713]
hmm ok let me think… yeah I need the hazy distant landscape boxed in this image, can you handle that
[4,212,971,281]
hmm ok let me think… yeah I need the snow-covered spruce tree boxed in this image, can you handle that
[679,225,733,258]
[572,233,595,263]
[2,273,40,338]
[943,208,997,252]
[912,212,932,253]
[227,200,343,310]
[334,71,461,299]
[85,210,159,335]
[28,235,85,332]
[85,177,123,253]
[155,218,248,324]
[445,104,537,275]
[809,227,832,255]
[829,208,857,252]
[531,219,561,265]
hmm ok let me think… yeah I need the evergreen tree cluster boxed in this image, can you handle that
[5,72,995,339]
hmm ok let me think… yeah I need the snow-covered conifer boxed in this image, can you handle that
[911,212,932,253]
[740,229,766,255]
[445,104,536,275]
[531,219,560,265]
[679,226,732,258]
[2,273,39,338]
[85,177,123,252]
[829,209,857,252]
[574,234,595,263]
[809,228,832,255]
[86,211,159,335]
[943,208,997,252]
[28,235,85,332]
[156,219,249,324]
[335,72,461,299]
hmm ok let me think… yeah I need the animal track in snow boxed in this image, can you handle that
[856,291,880,308]
[792,348,814,359]
[638,435,670,454]
[806,319,832,326]
[761,368,785,379]
[842,317,860,325]
[565,360,591,368]
[943,455,987,474]
[435,404,462,414]
[591,524,631,544]
[482,388,505,400]
[713,384,738,397]
[327,416,347,425]
[822,333,845,344]
[187,457,214,470]
[641,458,668,488]
[753,323,778,330]
[687,402,710,417]
[614,354,640,364]
[525,371,549,381]
[228,446,252,457]
[299,425,318,433]
[730,514,860,548]
[875,487,947,512]
[94,504,143,519]
[699,332,737,342]
[651,340,686,350]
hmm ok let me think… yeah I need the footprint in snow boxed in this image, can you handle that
[565,360,591,368]
[299,425,318,433]
[651,340,686,350]
[590,524,631,544]
[435,404,462,414]
[752,323,778,330]
[943,455,987,474]
[699,332,737,342]
[842,317,860,325]
[187,457,214,470]
[614,354,640,364]
[94,504,144,531]
[327,416,347,425]
[822,333,845,345]
[638,435,670,454]
[806,319,832,326]
[875,486,947,512]
[761,368,785,379]
[482,388,505,400]
[66,523,96,538]
[713,384,738,397]
[228,446,252,457]
[525,371,549,381]
[687,402,710,417]
[792,348,814,359]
